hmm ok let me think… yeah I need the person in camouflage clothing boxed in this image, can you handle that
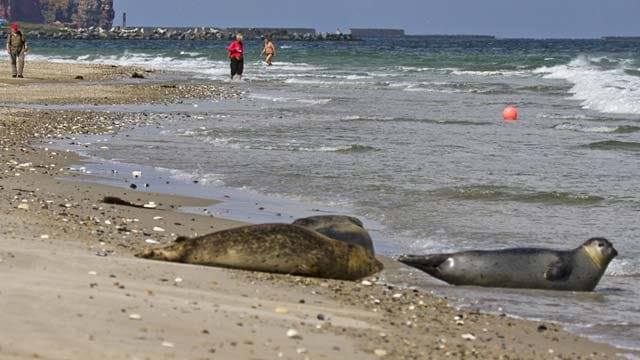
[6,24,29,78]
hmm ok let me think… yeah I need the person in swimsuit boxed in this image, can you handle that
[227,34,244,80]
[260,38,276,66]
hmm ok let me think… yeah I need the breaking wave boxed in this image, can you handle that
[535,56,640,115]
[430,185,604,205]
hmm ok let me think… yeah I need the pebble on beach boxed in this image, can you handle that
[286,329,302,339]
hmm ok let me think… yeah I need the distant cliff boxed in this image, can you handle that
[0,0,44,23]
[0,0,114,28]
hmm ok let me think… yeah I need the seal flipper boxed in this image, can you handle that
[398,254,450,278]
[544,261,572,281]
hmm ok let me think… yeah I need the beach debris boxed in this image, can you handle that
[40,234,50,239]
[145,239,160,244]
[132,170,142,178]
[361,280,373,286]
[153,226,165,232]
[174,277,183,283]
[17,203,30,210]
[374,349,388,357]
[392,293,403,299]
[296,348,307,354]
[274,307,289,314]
[88,271,97,276]
[286,329,302,339]
[143,202,158,209]
[102,196,150,209]
[461,333,477,341]
[537,324,548,332]
[75,75,84,80]
[153,216,164,220]
[161,341,175,348]
[128,313,142,320]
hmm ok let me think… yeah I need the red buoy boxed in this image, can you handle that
[503,106,518,121]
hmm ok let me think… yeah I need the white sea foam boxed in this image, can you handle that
[552,123,621,133]
[535,55,640,115]
[283,78,369,86]
[537,113,600,121]
[296,98,332,105]
[450,69,531,77]
[154,166,225,186]
[25,52,324,80]
[607,259,640,277]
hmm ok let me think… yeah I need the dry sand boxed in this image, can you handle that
[0,61,634,359]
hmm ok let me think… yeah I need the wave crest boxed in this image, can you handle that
[431,185,604,205]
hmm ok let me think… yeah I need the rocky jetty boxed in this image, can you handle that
[0,26,353,41]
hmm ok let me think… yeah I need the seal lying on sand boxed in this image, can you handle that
[398,238,617,291]
[136,223,383,281]
[292,215,375,254]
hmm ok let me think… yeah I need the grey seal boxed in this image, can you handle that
[136,223,383,281]
[292,215,375,254]
[398,238,617,291]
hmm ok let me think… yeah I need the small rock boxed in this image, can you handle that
[286,329,302,339]
[153,226,165,232]
[361,280,373,286]
[374,349,388,357]
[145,239,160,244]
[461,333,477,341]
[274,307,289,314]
[17,203,30,210]
[131,72,145,79]
[174,277,183,283]
[132,171,142,178]
[40,234,50,239]
[161,341,174,348]
[143,202,157,209]
[129,314,142,320]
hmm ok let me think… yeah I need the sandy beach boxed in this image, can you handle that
[0,61,633,359]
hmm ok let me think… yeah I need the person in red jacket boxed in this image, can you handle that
[227,34,244,80]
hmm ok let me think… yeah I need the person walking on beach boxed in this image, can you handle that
[227,34,244,80]
[261,38,276,66]
[6,24,28,78]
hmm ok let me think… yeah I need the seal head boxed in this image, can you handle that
[292,215,375,254]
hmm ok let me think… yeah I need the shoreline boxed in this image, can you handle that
[0,60,634,359]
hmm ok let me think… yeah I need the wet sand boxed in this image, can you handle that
[0,61,633,359]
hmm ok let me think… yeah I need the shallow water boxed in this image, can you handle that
[33,38,640,350]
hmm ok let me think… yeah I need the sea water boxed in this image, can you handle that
[22,38,640,351]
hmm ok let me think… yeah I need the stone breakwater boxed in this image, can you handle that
[3,27,354,41]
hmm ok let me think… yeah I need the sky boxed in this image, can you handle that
[113,0,640,38]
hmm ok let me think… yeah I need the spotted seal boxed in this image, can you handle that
[398,238,617,291]
[292,215,375,254]
[136,223,383,281]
